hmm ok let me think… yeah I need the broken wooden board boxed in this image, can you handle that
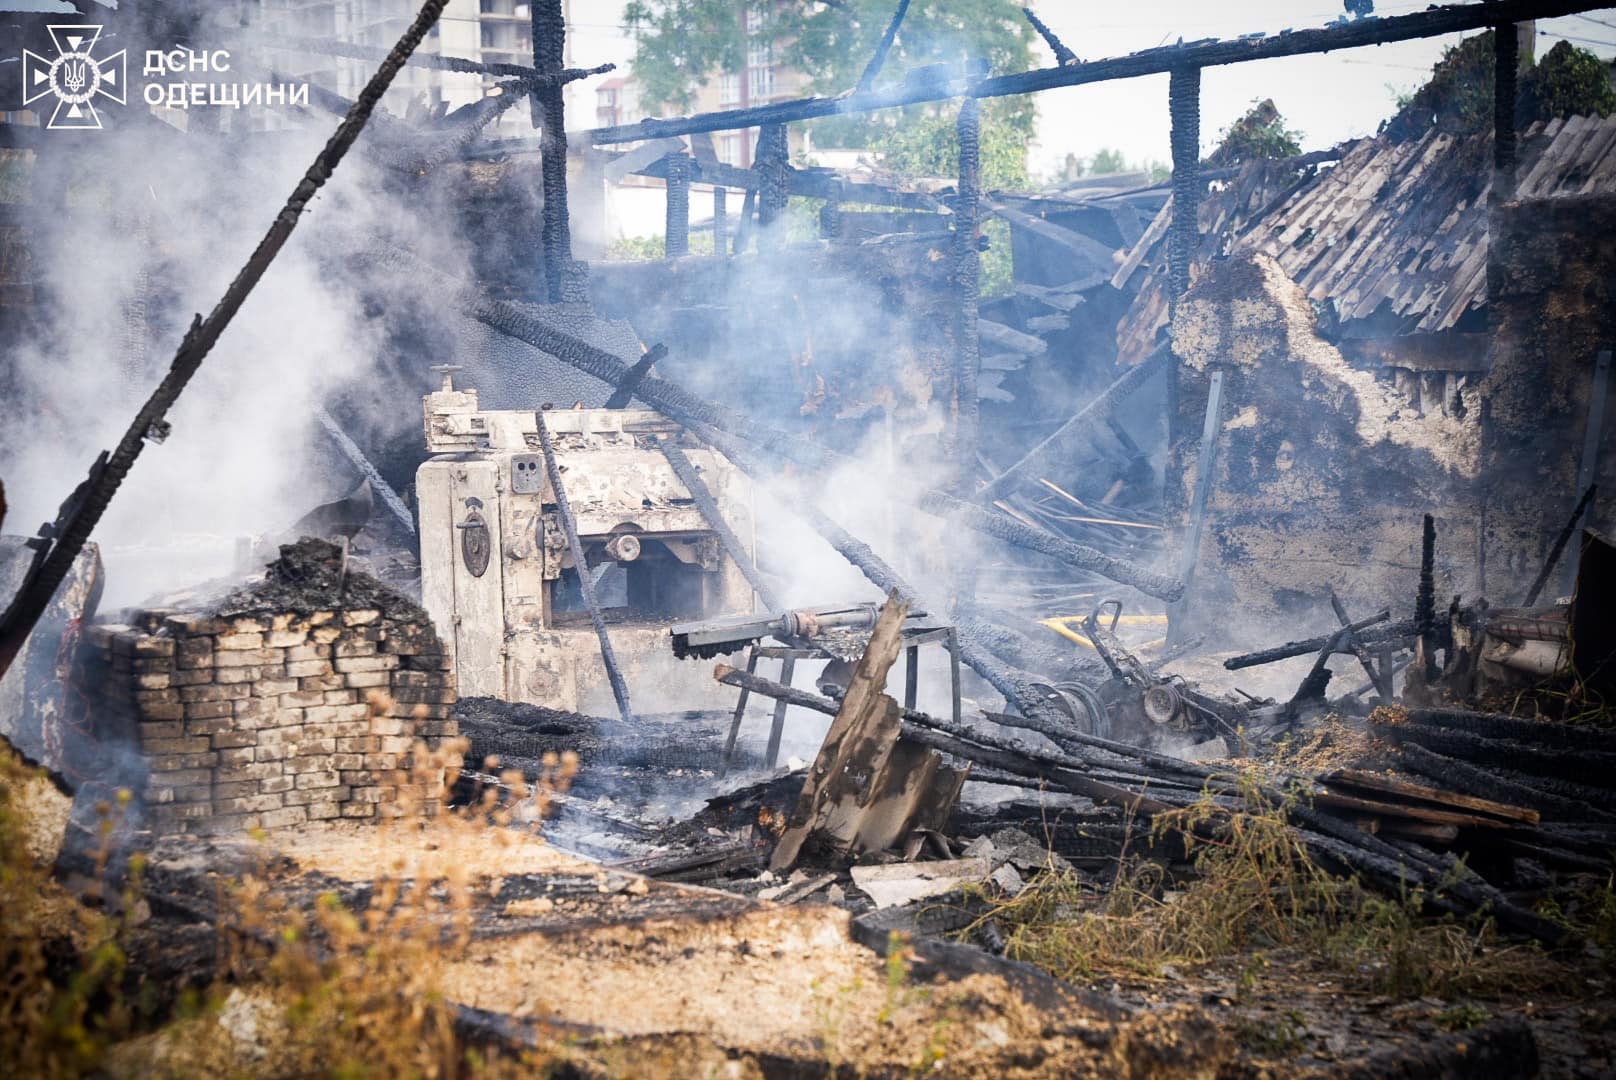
[1319,768,1540,825]
[770,592,970,871]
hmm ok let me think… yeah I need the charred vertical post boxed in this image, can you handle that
[530,0,573,302]
[664,151,691,258]
[1493,24,1519,199]
[734,187,756,254]
[1167,66,1201,310]
[712,184,728,255]
[756,124,790,240]
[1415,513,1438,680]
[534,408,634,723]
[952,97,983,502]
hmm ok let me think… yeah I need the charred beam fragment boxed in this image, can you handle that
[1415,513,1438,679]
[1329,587,1388,700]
[0,0,450,683]
[712,185,728,254]
[953,97,983,503]
[603,343,666,410]
[531,0,573,303]
[857,0,912,91]
[755,125,791,238]
[1167,66,1201,307]
[1022,7,1078,66]
[1523,483,1596,606]
[664,151,692,257]
[534,408,634,723]
[658,439,780,611]
[1494,23,1519,197]
[314,408,415,535]
[1222,612,1402,670]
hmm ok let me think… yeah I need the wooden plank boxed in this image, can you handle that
[771,592,911,871]
[1111,198,1171,289]
[1321,768,1540,824]
[1310,789,1513,830]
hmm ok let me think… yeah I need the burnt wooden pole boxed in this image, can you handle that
[0,0,453,681]
[1166,66,1201,308]
[535,408,635,723]
[664,150,691,257]
[1493,23,1520,199]
[531,0,573,302]
[952,96,982,500]
[756,123,790,241]
[712,184,728,255]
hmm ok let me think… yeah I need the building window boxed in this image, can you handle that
[745,7,765,34]
[748,65,774,100]
[747,39,772,67]
[720,133,742,165]
[719,73,740,106]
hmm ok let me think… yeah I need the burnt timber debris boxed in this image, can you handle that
[5,0,1616,1075]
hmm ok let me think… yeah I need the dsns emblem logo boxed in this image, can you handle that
[22,25,126,130]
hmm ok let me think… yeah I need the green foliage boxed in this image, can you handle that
[870,104,1031,190]
[1524,40,1616,125]
[1207,99,1304,167]
[1385,32,1616,143]
[1383,31,1498,143]
[625,0,1039,147]
[606,230,717,261]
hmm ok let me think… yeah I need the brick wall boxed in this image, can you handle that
[78,550,458,836]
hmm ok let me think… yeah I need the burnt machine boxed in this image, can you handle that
[416,369,757,712]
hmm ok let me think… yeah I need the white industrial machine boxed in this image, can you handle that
[416,369,756,713]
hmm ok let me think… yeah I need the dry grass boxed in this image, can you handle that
[969,777,1576,1000]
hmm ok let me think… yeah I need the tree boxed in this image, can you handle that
[624,0,1039,146]
[1206,99,1303,167]
[1384,31,1616,143]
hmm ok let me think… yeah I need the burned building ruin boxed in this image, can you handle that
[4,1,1616,1076]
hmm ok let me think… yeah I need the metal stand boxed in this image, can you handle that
[719,620,961,776]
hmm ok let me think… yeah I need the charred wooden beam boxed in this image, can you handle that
[534,408,634,723]
[1328,588,1387,701]
[314,408,415,535]
[602,343,666,409]
[1494,22,1519,198]
[1415,513,1438,679]
[658,439,780,612]
[712,185,728,254]
[1166,66,1200,307]
[756,125,791,231]
[1022,7,1078,66]
[0,0,450,683]
[1222,612,1403,670]
[857,0,912,91]
[590,1,1611,147]
[1523,483,1596,606]
[531,0,573,302]
[953,98,983,503]
[664,151,691,258]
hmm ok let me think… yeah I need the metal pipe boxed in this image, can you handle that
[534,408,634,723]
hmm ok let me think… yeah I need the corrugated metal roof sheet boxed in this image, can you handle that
[1116,114,1616,365]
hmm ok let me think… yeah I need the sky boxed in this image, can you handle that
[563,1,1616,181]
